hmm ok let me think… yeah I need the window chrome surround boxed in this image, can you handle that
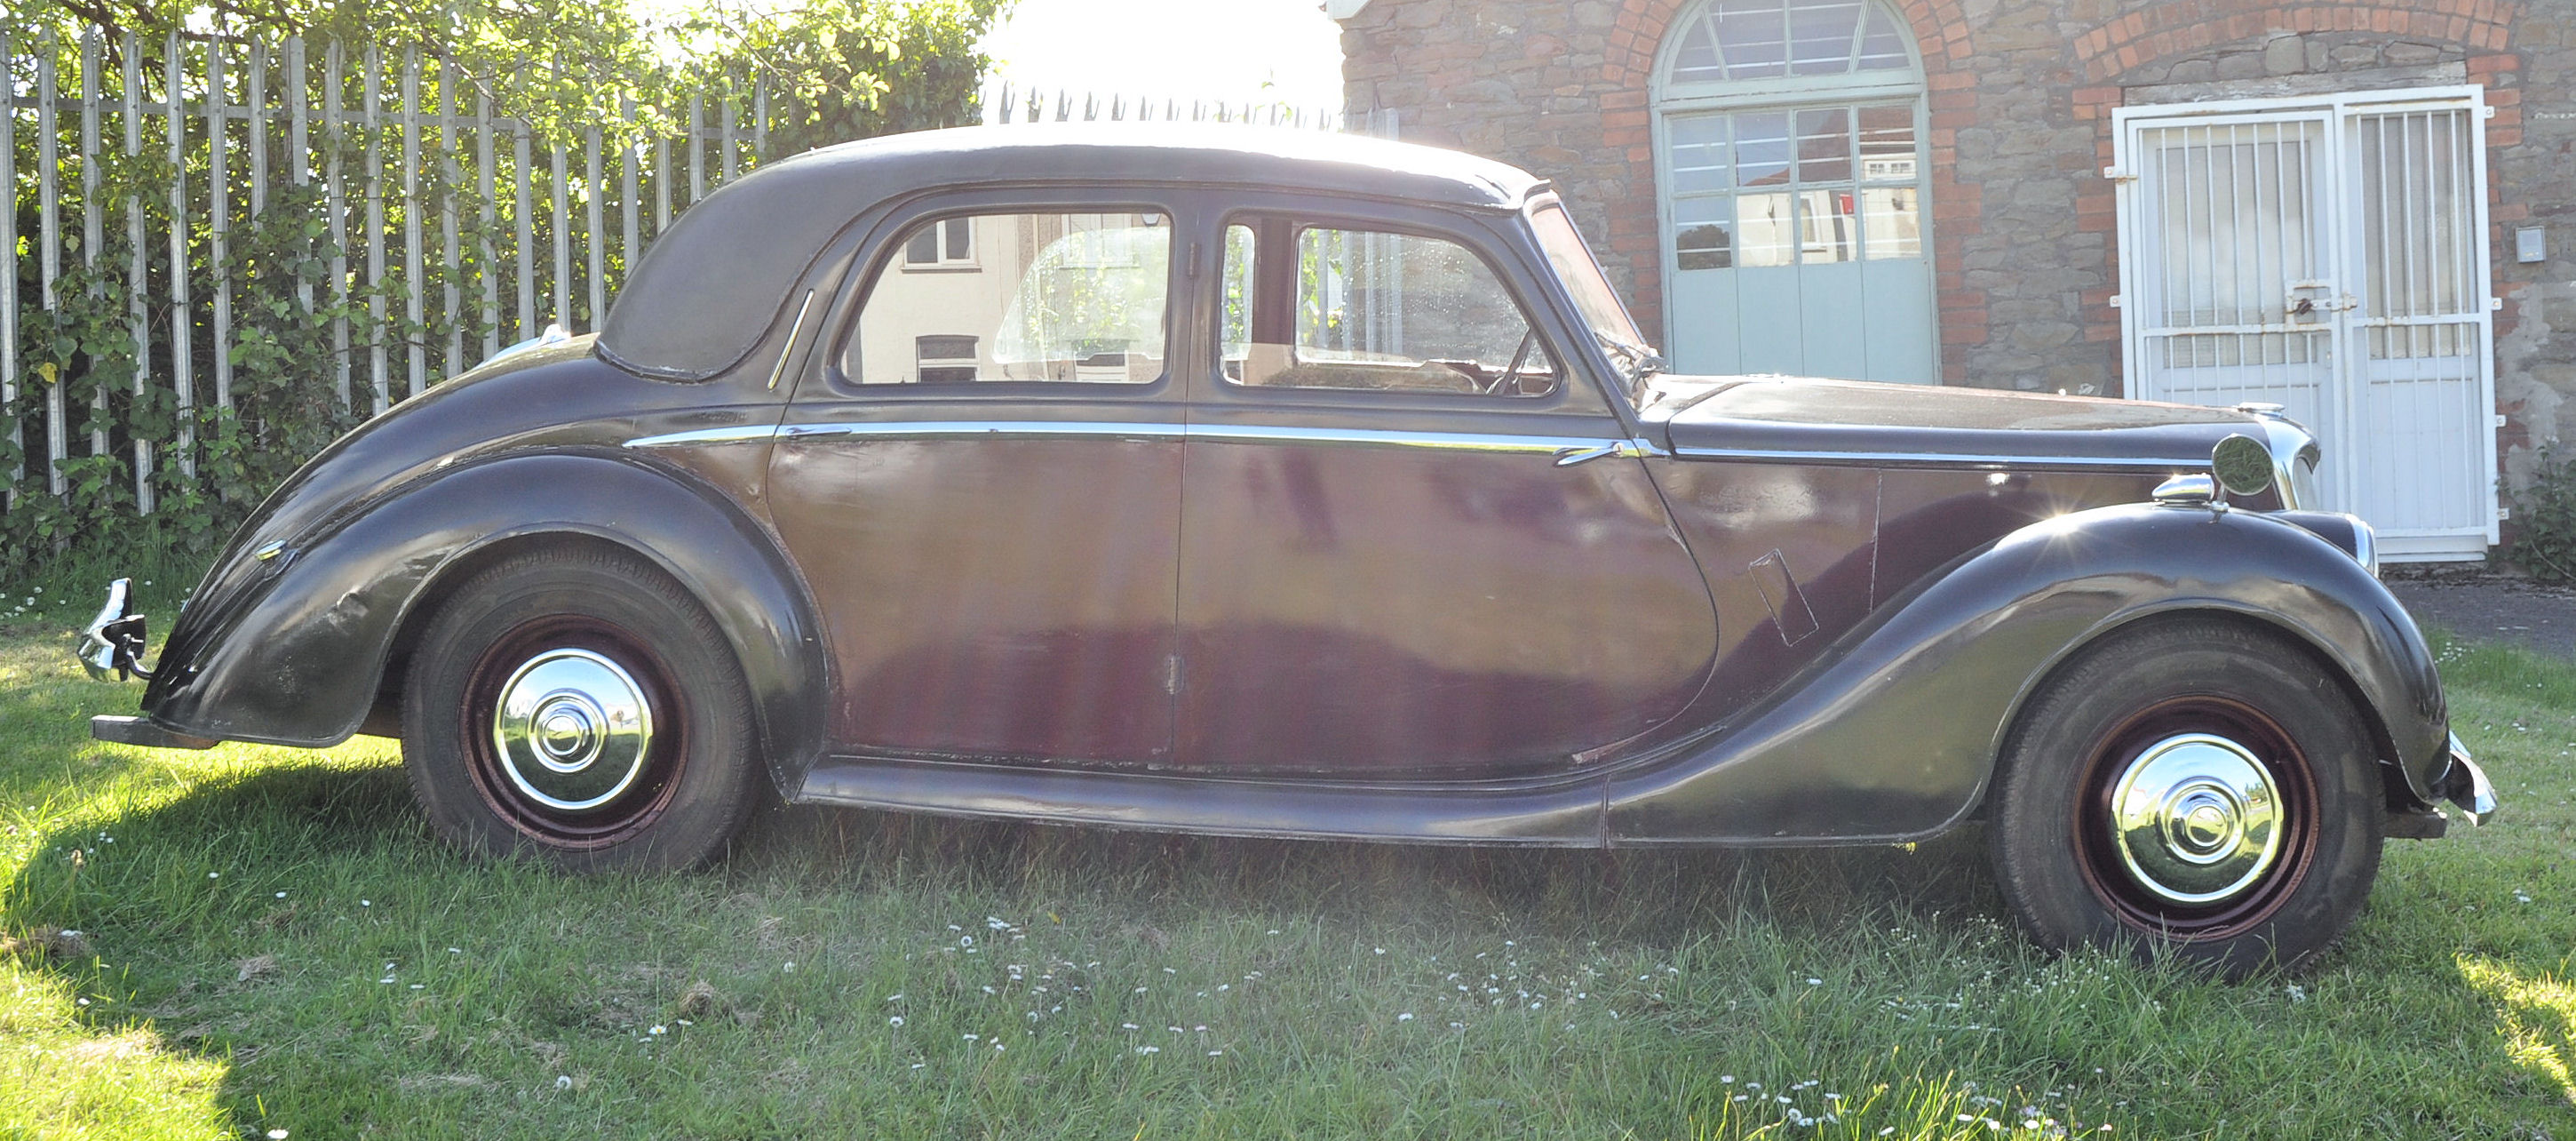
[629,421,1665,459]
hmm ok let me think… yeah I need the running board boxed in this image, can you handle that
[794,754,1605,846]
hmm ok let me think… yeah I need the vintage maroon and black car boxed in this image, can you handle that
[76,125,2496,975]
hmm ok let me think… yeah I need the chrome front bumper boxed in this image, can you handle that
[2435,732,2497,826]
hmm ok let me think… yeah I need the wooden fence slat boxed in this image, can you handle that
[441,61,463,379]
[2,29,20,501]
[166,33,194,476]
[551,143,570,328]
[289,36,312,336]
[325,41,351,411]
[210,38,233,412]
[514,128,534,340]
[585,126,605,327]
[365,44,387,415]
[249,42,267,216]
[82,34,106,462]
[478,89,498,358]
[654,137,669,234]
[40,33,65,496]
[720,90,737,184]
[621,99,640,312]
[123,35,152,513]
[688,95,703,204]
[402,49,423,399]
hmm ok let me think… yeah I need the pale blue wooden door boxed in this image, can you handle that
[1655,0,1936,383]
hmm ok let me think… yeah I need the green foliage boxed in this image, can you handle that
[690,0,1005,156]
[2505,446,2576,582]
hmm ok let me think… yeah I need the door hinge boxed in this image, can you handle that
[1165,654,1181,695]
[2496,413,2509,428]
[2108,294,2123,308]
[2500,506,2513,521]
[2102,165,2136,182]
[2491,297,2505,311]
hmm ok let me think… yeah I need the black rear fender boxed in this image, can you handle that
[141,451,826,795]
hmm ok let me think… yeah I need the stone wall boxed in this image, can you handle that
[1339,0,2576,491]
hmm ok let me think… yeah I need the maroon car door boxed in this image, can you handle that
[768,204,1185,766]
[1174,211,1719,777]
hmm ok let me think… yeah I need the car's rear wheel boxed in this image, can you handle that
[402,546,760,872]
[1988,618,2383,977]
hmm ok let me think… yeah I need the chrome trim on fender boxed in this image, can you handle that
[1670,446,2200,472]
[624,424,782,448]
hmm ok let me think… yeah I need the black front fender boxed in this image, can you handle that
[142,451,826,793]
[1604,501,2445,844]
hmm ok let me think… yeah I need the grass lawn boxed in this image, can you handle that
[0,601,2570,1138]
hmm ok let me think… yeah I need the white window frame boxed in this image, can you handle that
[902,216,976,270]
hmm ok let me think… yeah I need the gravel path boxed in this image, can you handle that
[2383,566,2576,659]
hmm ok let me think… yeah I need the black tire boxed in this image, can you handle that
[1988,618,2384,977]
[401,545,762,872]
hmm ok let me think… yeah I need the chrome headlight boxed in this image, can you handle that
[2233,403,2322,511]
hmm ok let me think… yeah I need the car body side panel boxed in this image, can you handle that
[139,451,828,793]
[1602,500,2448,844]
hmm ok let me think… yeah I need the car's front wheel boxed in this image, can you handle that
[1989,618,2384,977]
[402,546,761,872]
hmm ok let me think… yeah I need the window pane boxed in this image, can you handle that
[1230,226,1554,396]
[1858,105,1916,180]
[1668,114,1733,194]
[1734,111,1793,188]
[1672,18,1726,84]
[1674,196,1735,270]
[1713,0,1787,78]
[1856,4,1910,70]
[1799,189,1857,263]
[1796,108,1852,183]
[1736,192,1797,267]
[1789,0,1867,75]
[848,211,1169,385]
[1861,187,1920,259]
[1221,224,1256,376]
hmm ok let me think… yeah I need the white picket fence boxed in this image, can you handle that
[2,26,767,510]
[982,81,1367,133]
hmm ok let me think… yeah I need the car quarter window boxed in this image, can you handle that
[841,211,1171,386]
[1220,219,1559,397]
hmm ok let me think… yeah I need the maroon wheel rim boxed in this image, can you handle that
[455,615,690,850]
[2071,696,2320,940]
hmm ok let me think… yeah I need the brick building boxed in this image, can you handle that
[1331,0,2571,561]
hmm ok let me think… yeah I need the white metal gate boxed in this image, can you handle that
[2114,87,2498,560]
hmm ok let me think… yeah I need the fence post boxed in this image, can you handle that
[124,33,153,513]
[164,32,195,477]
[40,30,66,496]
[2,28,19,507]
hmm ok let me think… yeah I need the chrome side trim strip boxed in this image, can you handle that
[631,420,1655,456]
[624,425,779,448]
[1670,446,2200,471]
[1187,424,1632,455]
[779,420,1188,442]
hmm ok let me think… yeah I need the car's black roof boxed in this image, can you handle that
[599,124,1547,382]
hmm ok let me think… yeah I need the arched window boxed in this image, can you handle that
[1654,0,1935,383]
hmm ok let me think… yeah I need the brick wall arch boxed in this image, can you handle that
[2073,0,2518,82]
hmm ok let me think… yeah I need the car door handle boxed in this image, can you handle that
[1553,442,1626,467]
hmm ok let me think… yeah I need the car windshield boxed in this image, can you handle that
[1527,202,1660,406]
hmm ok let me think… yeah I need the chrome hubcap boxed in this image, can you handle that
[2106,732,2285,905]
[490,648,654,812]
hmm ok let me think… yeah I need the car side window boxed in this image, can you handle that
[843,211,1170,385]
[1220,220,1557,397]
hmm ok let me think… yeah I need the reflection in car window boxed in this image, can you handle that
[846,211,1169,385]
[1220,221,1556,396]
